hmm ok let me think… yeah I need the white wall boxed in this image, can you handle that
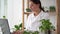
[7,0,22,32]
[49,12,56,28]
[0,0,27,32]
[0,0,7,18]
[40,0,56,7]
[0,0,4,18]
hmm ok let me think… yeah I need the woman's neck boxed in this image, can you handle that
[34,9,41,16]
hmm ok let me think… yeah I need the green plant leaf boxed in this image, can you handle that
[39,19,55,32]
[32,31,39,34]
[3,16,6,19]
[23,31,31,34]
[26,8,31,12]
[49,6,56,11]
[19,23,22,29]
[14,25,20,30]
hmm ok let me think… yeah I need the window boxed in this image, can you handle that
[0,0,29,32]
[0,0,7,18]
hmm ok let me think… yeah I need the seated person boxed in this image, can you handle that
[25,0,49,34]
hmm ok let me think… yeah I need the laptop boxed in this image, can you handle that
[0,19,11,34]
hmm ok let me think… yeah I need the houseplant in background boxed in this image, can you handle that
[49,6,56,12]
[3,16,6,19]
[12,23,22,34]
[14,23,22,30]
[12,23,31,34]
[39,19,55,34]
[23,30,39,34]
[32,31,39,34]
[12,23,39,34]
[26,8,31,12]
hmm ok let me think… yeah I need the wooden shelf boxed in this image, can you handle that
[24,12,31,14]
[24,12,31,18]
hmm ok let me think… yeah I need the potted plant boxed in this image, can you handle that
[3,16,6,19]
[23,31,39,34]
[32,31,39,34]
[23,27,39,34]
[49,6,56,12]
[39,19,55,34]
[12,23,22,34]
[23,31,31,34]
[26,8,31,12]
[14,23,22,30]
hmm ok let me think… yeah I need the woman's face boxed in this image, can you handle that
[29,1,40,12]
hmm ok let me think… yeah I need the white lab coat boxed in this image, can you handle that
[25,11,49,34]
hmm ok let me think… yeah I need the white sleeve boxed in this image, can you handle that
[24,14,31,29]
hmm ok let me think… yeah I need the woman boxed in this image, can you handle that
[25,0,49,34]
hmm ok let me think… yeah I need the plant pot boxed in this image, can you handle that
[26,8,31,12]
[12,30,23,34]
[45,30,51,34]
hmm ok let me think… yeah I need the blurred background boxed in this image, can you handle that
[0,0,56,33]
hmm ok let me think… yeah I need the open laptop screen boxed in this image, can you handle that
[0,19,11,34]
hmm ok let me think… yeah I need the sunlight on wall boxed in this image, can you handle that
[7,0,22,32]
[0,0,7,18]
[40,0,56,7]
[0,0,4,17]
